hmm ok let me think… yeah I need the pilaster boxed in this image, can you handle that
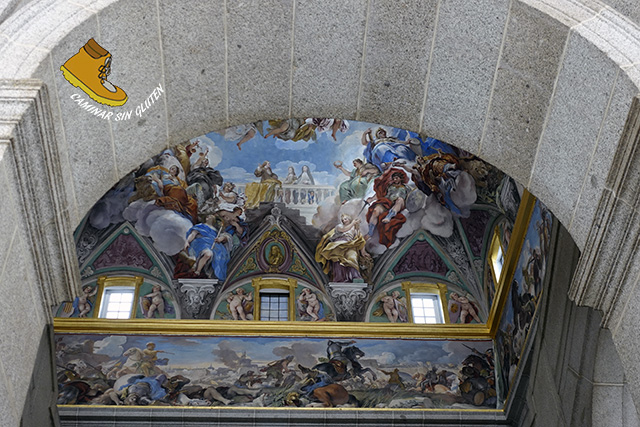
[0,79,79,315]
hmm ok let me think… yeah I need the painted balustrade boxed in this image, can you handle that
[234,183,336,207]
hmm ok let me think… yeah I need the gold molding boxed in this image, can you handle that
[58,403,503,413]
[251,277,297,321]
[94,275,144,319]
[53,317,491,339]
[487,190,536,336]
[401,281,451,324]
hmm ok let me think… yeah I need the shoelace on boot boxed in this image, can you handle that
[98,57,112,83]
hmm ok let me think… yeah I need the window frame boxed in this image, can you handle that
[94,276,144,320]
[489,227,505,286]
[99,287,136,319]
[251,277,296,322]
[401,281,450,324]
[410,293,444,324]
[258,289,290,321]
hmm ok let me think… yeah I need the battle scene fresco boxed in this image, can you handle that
[55,333,497,410]
[495,201,552,402]
[72,119,522,322]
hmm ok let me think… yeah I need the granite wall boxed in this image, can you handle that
[2,0,640,425]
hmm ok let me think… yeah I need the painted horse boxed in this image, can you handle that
[312,384,359,407]
[342,345,377,381]
[300,341,376,382]
[107,347,145,378]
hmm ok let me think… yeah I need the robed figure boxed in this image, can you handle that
[315,214,368,282]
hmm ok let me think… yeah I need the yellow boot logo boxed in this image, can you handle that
[61,38,128,107]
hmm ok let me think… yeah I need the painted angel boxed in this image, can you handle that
[373,290,408,323]
[448,292,480,323]
[226,288,253,320]
[139,285,174,318]
[297,288,325,321]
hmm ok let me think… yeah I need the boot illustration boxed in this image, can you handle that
[61,38,128,107]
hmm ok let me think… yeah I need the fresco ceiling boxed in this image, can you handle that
[71,118,522,322]
[56,118,554,412]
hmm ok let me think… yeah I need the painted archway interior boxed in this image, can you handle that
[3,0,640,423]
[54,119,553,410]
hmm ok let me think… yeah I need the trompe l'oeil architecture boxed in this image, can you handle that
[2,1,640,425]
[55,120,549,415]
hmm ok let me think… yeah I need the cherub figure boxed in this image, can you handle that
[140,285,166,318]
[373,290,408,323]
[74,285,98,317]
[227,288,253,320]
[298,288,323,321]
[449,292,481,323]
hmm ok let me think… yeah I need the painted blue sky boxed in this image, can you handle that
[192,120,422,186]
[69,333,491,369]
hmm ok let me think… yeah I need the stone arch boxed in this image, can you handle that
[0,0,637,245]
[2,0,640,423]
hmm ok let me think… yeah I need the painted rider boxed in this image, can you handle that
[326,340,356,375]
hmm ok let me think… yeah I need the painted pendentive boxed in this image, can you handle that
[56,276,178,320]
